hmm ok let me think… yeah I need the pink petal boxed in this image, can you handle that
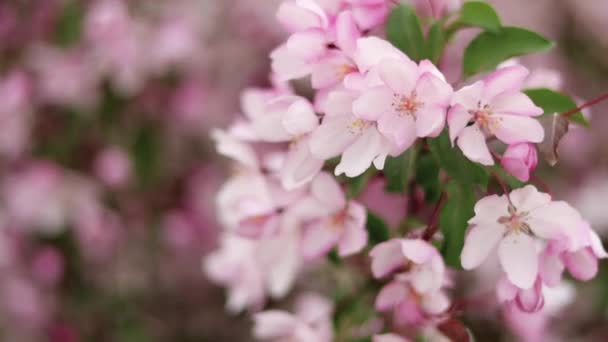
[494,114,544,144]
[508,185,551,213]
[491,91,544,117]
[482,65,529,102]
[377,112,417,150]
[470,194,508,225]
[283,99,319,136]
[311,171,346,211]
[276,0,328,31]
[335,127,383,177]
[496,276,518,303]
[301,221,342,260]
[353,37,407,73]
[335,10,361,54]
[281,140,324,190]
[516,279,544,313]
[447,104,473,145]
[352,4,389,31]
[321,89,357,117]
[539,250,564,287]
[527,201,582,240]
[375,281,407,311]
[271,45,313,82]
[457,125,494,165]
[415,72,452,108]
[420,291,450,315]
[498,232,539,289]
[451,81,483,108]
[352,86,393,121]
[311,53,354,89]
[286,30,328,61]
[369,239,404,278]
[253,311,297,339]
[337,202,368,256]
[417,59,447,82]
[400,239,437,264]
[564,248,598,281]
[415,106,446,138]
[309,115,359,159]
[378,59,418,94]
[461,223,505,269]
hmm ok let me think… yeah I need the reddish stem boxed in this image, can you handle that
[422,191,446,241]
[561,92,608,118]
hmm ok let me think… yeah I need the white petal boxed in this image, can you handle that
[498,232,539,289]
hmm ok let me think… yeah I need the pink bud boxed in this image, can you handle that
[501,143,538,182]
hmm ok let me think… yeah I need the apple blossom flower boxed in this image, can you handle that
[370,239,445,294]
[375,277,451,326]
[500,143,538,182]
[461,185,591,289]
[497,276,544,313]
[353,58,453,150]
[539,223,607,286]
[253,292,333,342]
[0,70,31,159]
[205,230,302,313]
[293,172,368,259]
[448,65,544,165]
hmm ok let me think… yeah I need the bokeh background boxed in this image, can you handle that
[0,0,607,341]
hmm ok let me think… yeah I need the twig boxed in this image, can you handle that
[561,92,608,118]
[422,191,447,241]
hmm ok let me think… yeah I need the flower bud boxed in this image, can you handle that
[501,143,538,182]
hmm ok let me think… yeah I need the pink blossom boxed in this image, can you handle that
[375,278,450,326]
[353,58,453,150]
[0,70,31,159]
[497,276,544,313]
[370,239,445,294]
[206,230,302,313]
[94,147,132,187]
[540,223,607,285]
[500,143,538,182]
[253,292,333,342]
[461,185,589,289]
[295,172,368,259]
[448,65,544,165]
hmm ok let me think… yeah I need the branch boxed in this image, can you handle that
[422,191,446,241]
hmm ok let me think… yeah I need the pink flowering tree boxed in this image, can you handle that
[208,1,608,341]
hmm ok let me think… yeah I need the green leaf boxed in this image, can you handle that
[132,125,161,186]
[428,132,489,186]
[55,1,84,47]
[524,88,590,127]
[384,147,417,193]
[425,21,446,64]
[463,27,554,76]
[327,249,342,266]
[387,5,425,61]
[366,211,390,244]
[439,181,476,268]
[458,1,502,32]
[415,153,442,203]
[490,166,526,189]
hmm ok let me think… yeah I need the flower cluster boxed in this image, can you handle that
[207,0,608,340]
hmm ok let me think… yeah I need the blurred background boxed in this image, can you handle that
[0,0,607,341]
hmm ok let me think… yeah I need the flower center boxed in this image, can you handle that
[335,63,356,78]
[469,102,500,134]
[498,204,532,235]
[347,118,369,134]
[392,91,423,117]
